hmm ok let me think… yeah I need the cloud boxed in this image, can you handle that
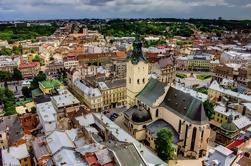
[0,0,250,20]
[243,3,251,8]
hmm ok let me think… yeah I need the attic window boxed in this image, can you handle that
[184,107,187,110]
[183,98,185,102]
[176,103,178,106]
[167,99,171,102]
[175,93,177,97]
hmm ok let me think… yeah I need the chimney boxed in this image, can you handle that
[225,101,229,112]
[242,105,247,116]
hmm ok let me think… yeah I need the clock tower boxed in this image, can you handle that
[126,34,148,106]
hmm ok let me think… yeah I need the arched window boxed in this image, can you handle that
[156,109,159,118]
[190,127,197,151]
[137,79,140,84]
[178,120,181,133]
[184,124,188,148]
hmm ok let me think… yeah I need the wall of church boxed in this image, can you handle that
[127,120,151,141]
[152,106,210,159]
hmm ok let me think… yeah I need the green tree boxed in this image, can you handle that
[155,128,175,161]
[30,71,47,90]
[12,68,23,80]
[0,71,12,81]
[0,47,12,55]
[32,54,40,62]
[203,100,214,120]
[21,86,31,98]
[12,46,22,55]
[0,88,16,115]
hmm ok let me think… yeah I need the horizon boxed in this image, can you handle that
[1,0,251,21]
[2,17,251,22]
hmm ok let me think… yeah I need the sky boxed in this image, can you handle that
[1,0,251,20]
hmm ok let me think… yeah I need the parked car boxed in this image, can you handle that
[111,112,119,118]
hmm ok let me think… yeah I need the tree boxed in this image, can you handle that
[32,54,41,62]
[0,88,16,116]
[30,71,46,90]
[21,86,31,98]
[12,68,23,80]
[203,100,214,120]
[0,47,12,55]
[155,128,175,161]
[0,71,12,81]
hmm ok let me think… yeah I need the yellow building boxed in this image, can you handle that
[177,53,212,71]
[99,80,126,109]
[126,35,149,105]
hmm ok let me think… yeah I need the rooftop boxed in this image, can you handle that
[146,119,179,143]
[2,144,29,165]
[205,145,236,166]
[136,78,166,107]
[36,101,57,122]
[209,80,251,102]
[32,137,50,160]
[40,79,61,89]
[76,113,165,165]
[74,80,102,97]
[46,130,75,155]
[19,62,39,69]
[106,142,147,166]
[161,86,208,124]
[0,115,24,145]
[92,113,165,165]
[51,89,80,108]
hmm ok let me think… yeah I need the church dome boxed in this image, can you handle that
[132,109,151,123]
[221,115,238,132]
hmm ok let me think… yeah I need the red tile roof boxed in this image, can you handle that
[227,139,244,150]
[84,154,99,166]
[19,62,39,69]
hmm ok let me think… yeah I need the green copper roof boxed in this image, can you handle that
[221,120,238,132]
[40,80,61,88]
[127,34,148,65]
[136,79,166,107]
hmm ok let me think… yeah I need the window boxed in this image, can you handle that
[190,127,197,151]
[143,78,145,84]
[156,109,159,118]
[201,130,204,139]
[184,125,189,148]
[129,78,131,84]
[178,120,181,133]
[137,79,140,84]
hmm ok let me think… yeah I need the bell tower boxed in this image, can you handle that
[126,34,148,106]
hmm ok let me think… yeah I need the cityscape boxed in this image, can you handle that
[1,1,251,166]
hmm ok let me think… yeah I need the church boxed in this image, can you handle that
[124,35,210,159]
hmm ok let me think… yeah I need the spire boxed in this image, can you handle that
[128,33,148,65]
[228,114,233,123]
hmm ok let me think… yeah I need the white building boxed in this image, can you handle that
[204,145,236,166]
[2,144,30,166]
[51,89,80,110]
[37,102,57,133]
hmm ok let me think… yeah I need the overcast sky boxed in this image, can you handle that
[1,0,251,20]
